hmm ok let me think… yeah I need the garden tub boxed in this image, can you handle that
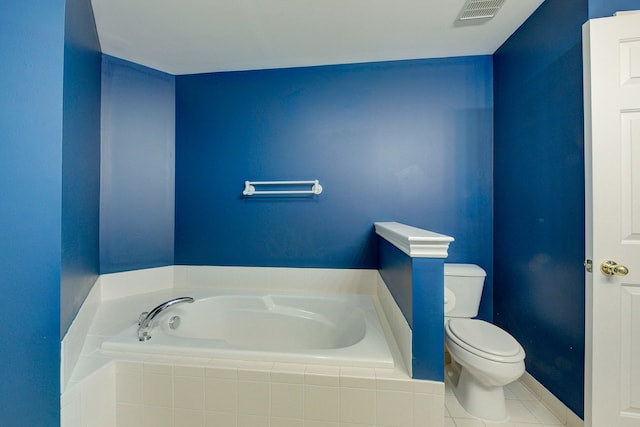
[102,291,394,368]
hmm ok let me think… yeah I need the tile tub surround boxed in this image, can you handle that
[61,266,393,389]
[114,359,444,427]
[61,266,438,426]
[61,363,116,427]
[61,275,102,393]
[61,266,582,427]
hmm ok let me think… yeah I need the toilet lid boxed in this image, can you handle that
[447,319,523,358]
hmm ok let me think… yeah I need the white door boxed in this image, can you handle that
[583,11,640,427]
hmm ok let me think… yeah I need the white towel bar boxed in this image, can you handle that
[242,180,323,196]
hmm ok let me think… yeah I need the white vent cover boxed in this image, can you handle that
[458,0,506,21]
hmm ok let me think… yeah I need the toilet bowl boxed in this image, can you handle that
[444,264,526,422]
[445,318,525,422]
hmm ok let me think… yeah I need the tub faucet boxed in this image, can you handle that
[137,297,194,341]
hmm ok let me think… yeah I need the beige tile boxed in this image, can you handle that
[143,373,173,407]
[412,379,444,394]
[61,384,82,408]
[445,394,472,419]
[376,368,413,391]
[413,392,444,427]
[80,367,116,427]
[376,375,413,392]
[484,421,519,427]
[208,358,244,369]
[61,394,82,427]
[453,418,485,427]
[173,408,205,427]
[339,387,376,424]
[238,414,269,427]
[444,379,454,395]
[206,365,237,379]
[70,355,113,387]
[339,375,376,389]
[174,365,206,377]
[117,360,143,374]
[506,381,537,401]
[566,409,584,427]
[304,385,340,422]
[304,421,339,427]
[204,410,237,427]
[237,363,272,381]
[271,363,306,384]
[504,385,519,400]
[116,403,144,427]
[144,405,174,427]
[271,382,304,419]
[177,356,214,368]
[443,376,577,427]
[204,377,237,413]
[144,362,173,376]
[339,367,376,389]
[116,371,143,404]
[505,399,539,423]
[530,381,569,425]
[376,389,412,426]
[269,417,304,427]
[375,367,411,379]
[522,400,564,425]
[238,380,270,416]
[543,397,569,425]
[174,375,205,410]
[305,365,340,386]
[144,355,184,366]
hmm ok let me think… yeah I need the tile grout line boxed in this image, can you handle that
[445,378,567,427]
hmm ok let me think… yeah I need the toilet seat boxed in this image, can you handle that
[446,319,525,363]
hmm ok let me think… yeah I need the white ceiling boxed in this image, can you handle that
[91,0,544,76]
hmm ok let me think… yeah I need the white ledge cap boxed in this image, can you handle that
[374,222,454,258]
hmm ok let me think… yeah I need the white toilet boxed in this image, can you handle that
[444,263,525,422]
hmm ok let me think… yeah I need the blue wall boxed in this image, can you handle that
[379,239,415,326]
[0,2,65,425]
[378,238,445,380]
[100,55,175,273]
[61,0,102,337]
[493,0,588,417]
[411,257,446,380]
[175,57,494,319]
[493,0,639,418]
[589,0,640,18]
[1,0,100,424]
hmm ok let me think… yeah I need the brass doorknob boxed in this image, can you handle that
[600,260,629,276]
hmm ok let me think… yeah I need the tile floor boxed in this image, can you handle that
[445,378,565,427]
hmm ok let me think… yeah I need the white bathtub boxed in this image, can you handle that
[102,291,394,368]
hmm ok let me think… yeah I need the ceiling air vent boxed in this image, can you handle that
[457,0,505,21]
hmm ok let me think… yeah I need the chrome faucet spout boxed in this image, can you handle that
[137,296,194,341]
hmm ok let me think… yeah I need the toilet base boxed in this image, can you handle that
[446,363,509,422]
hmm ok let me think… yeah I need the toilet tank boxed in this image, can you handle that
[444,263,487,318]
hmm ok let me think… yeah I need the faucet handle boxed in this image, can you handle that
[138,325,152,342]
[138,311,149,326]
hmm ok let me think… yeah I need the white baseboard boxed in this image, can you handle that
[520,371,584,427]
